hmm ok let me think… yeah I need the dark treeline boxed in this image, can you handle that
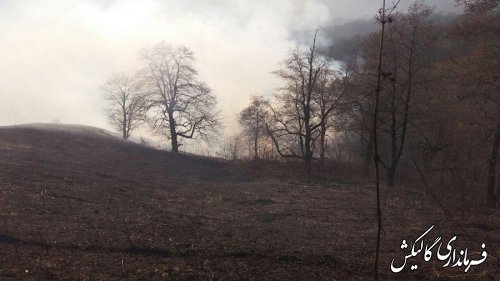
[231,0,499,208]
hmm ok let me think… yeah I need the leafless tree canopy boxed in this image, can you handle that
[239,95,270,160]
[102,73,146,139]
[233,0,499,209]
[367,3,435,187]
[264,33,346,173]
[140,42,220,152]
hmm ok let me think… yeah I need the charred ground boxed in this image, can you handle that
[0,124,498,280]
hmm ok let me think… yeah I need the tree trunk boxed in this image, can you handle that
[487,116,500,208]
[362,134,373,177]
[232,140,238,160]
[122,104,128,139]
[254,113,260,160]
[372,1,387,279]
[122,115,127,139]
[248,140,251,158]
[304,132,313,175]
[254,132,259,160]
[320,123,326,167]
[168,110,179,153]
[389,77,398,187]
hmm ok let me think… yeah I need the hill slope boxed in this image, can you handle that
[0,124,498,280]
[0,124,254,280]
[0,123,242,187]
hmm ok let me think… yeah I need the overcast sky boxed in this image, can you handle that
[0,0,460,142]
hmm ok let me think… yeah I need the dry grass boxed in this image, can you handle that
[0,125,498,280]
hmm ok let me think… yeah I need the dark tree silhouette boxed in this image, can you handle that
[266,31,327,174]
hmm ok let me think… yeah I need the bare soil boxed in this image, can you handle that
[0,124,498,280]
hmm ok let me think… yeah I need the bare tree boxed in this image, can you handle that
[140,42,220,152]
[372,1,400,279]
[314,68,347,166]
[266,31,328,174]
[372,2,387,279]
[378,3,435,187]
[239,95,269,160]
[218,135,243,160]
[342,58,376,176]
[102,73,146,139]
[344,2,434,187]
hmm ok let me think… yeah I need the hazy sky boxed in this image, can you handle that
[0,0,460,141]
